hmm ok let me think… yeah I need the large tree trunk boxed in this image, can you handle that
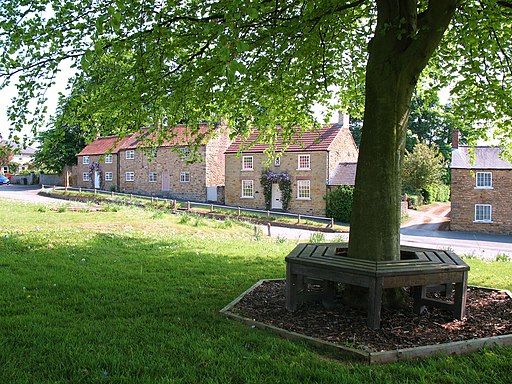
[348,0,457,262]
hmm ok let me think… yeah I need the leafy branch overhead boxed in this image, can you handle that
[0,1,509,146]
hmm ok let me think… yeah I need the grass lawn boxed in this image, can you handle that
[0,199,511,383]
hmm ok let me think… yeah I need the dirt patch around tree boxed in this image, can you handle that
[230,280,512,353]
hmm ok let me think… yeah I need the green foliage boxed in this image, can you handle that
[423,184,451,204]
[325,185,354,223]
[309,232,325,243]
[406,194,424,210]
[402,142,447,198]
[406,89,467,160]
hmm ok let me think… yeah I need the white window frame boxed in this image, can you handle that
[180,147,190,159]
[126,150,135,160]
[475,172,492,189]
[474,204,492,223]
[149,172,158,183]
[242,156,254,171]
[83,156,90,165]
[104,172,113,181]
[297,154,311,170]
[83,172,90,182]
[104,154,113,164]
[241,180,254,198]
[180,172,190,183]
[125,172,135,182]
[297,179,311,200]
[274,157,281,167]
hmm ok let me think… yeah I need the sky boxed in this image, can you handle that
[0,63,75,145]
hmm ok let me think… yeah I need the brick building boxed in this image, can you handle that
[76,125,231,202]
[451,139,512,234]
[224,120,359,216]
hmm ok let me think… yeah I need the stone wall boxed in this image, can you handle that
[327,128,359,179]
[75,154,119,191]
[225,151,329,216]
[118,147,208,201]
[205,129,231,187]
[451,168,512,234]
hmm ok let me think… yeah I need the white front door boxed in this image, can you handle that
[94,171,101,189]
[271,183,283,210]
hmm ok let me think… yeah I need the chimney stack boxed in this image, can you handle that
[452,129,459,149]
[338,111,350,129]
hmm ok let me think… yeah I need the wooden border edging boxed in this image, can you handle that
[220,279,512,365]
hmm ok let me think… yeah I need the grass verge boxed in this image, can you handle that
[0,199,511,383]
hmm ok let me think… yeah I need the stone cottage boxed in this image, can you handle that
[451,134,512,234]
[224,119,359,216]
[76,124,231,202]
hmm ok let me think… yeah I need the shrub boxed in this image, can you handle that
[325,185,354,223]
[407,194,424,210]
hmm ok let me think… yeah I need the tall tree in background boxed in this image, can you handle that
[0,1,510,265]
[406,89,466,159]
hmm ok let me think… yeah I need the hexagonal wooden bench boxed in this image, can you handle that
[285,243,469,330]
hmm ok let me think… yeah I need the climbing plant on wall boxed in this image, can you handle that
[88,161,102,189]
[260,170,292,211]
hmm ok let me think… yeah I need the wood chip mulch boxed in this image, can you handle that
[231,280,512,352]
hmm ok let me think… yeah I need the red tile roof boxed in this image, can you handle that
[78,135,131,156]
[225,124,345,153]
[78,124,214,155]
[120,124,212,149]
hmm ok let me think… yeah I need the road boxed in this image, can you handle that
[0,184,73,204]
[2,185,511,260]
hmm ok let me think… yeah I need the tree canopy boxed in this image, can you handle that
[0,1,509,143]
[1,1,511,263]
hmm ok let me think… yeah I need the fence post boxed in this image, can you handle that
[298,214,301,224]
[267,223,271,237]
[187,201,191,211]
[53,185,56,191]
[330,218,334,228]
[130,194,133,199]
[65,185,68,192]
[111,191,114,197]
[173,200,177,212]
[42,184,45,190]
[237,207,241,216]
[267,210,270,218]
[210,204,214,212]
[94,189,97,195]
[79,187,81,194]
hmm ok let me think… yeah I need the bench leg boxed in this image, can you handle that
[322,280,337,310]
[285,265,298,311]
[367,278,383,330]
[453,272,468,319]
[412,286,427,314]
